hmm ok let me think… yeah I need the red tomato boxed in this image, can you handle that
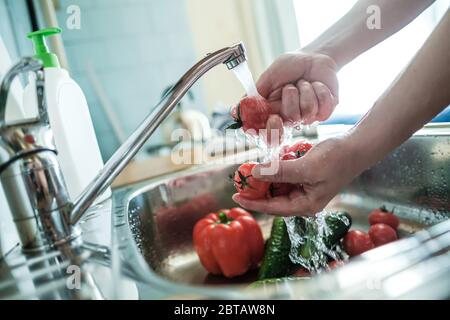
[368,206,400,230]
[281,152,297,161]
[266,141,313,197]
[285,141,313,158]
[293,267,311,277]
[280,141,313,160]
[233,162,270,200]
[328,260,345,270]
[229,96,270,134]
[368,223,398,247]
[343,230,375,257]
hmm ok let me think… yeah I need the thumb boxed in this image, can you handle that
[251,158,308,184]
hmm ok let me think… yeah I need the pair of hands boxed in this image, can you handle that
[231,0,450,216]
[232,51,355,216]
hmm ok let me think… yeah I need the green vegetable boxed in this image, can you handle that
[258,212,352,279]
[288,211,352,269]
[249,276,311,289]
[258,217,293,280]
[322,211,352,248]
[293,217,315,261]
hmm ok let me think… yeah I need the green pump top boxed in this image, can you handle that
[27,27,61,68]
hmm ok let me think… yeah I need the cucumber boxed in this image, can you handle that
[291,211,352,265]
[322,211,352,248]
[258,217,293,280]
[290,212,352,271]
[249,276,311,289]
[258,212,352,279]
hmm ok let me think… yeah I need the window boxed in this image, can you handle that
[293,0,449,121]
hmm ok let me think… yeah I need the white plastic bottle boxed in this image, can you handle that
[23,28,110,203]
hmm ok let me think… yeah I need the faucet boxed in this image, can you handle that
[0,43,247,251]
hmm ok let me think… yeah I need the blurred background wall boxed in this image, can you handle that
[52,0,207,159]
[45,0,297,160]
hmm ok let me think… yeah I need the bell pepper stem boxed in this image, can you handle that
[218,212,229,224]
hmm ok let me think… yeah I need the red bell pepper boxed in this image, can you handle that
[193,207,264,278]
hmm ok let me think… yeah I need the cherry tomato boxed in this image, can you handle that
[368,206,400,230]
[328,260,345,270]
[280,141,313,160]
[285,141,313,158]
[233,162,270,200]
[368,223,398,247]
[229,96,270,134]
[293,267,311,277]
[281,152,297,161]
[343,230,375,257]
[268,141,313,197]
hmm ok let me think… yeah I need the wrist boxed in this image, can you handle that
[301,43,343,70]
[341,127,376,176]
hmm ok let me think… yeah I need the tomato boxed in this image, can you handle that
[368,223,398,247]
[280,141,313,160]
[281,152,297,161]
[343,230,375,257]
[229,96,270,134]
[368,206,400,230]
[193,208,264,278]
[328,260,345,270]
[233,162,270,200]
[285,140,313,158]
[293,267,311,277]
[266,141,313,197]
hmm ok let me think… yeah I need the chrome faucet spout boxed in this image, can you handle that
[69,42,247,225]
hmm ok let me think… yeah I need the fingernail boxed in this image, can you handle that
[232,193,245,204]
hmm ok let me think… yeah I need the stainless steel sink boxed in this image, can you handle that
[112,128,450,299]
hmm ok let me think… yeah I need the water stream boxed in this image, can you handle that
[231,61,259,97]
[231,60,292,159]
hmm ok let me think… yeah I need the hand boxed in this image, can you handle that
[257,51,339,125]
[232,136,362,216]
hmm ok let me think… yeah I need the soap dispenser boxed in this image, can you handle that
[23,27,110,203]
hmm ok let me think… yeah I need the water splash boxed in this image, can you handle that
[283,211,350,273]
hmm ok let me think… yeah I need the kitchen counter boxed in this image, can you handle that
[112,136,261,188]
[112,156,191,188]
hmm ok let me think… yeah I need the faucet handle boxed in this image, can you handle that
[0,57,48,126]
[0,57,55,173]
